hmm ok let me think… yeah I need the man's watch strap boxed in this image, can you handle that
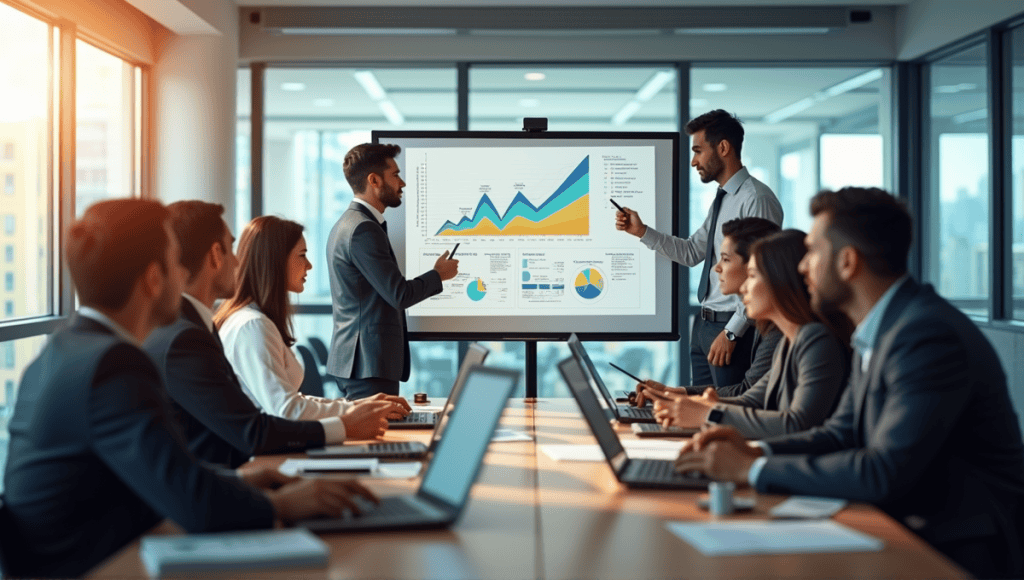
[706,407,725,424]
[725,330,738,342]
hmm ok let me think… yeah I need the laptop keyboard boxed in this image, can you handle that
[634,423,696,434]
[392,412,435,424]
[367,442,421,454]
[619,406,654,419]
[627,459,701,483]
[357,496,423,520]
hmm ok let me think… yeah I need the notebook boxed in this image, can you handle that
[139,529,328,577]
[299,365,519,532]
[566,334,656,424]
[558,356,710,490]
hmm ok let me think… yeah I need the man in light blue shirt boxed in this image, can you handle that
[674,187,1024,579]
[616,110,783,389]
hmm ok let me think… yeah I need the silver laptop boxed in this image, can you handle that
[308,344,490,459]
[558,356,710,490]
[566,334,655,424]
[389,343,490,430]
[299,365,520,532]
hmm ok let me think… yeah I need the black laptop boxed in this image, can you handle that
[299,366,520,532]
[558,356,710,490]
[388,343,490,430]
[566,333,656,424]
[307,344,490,459]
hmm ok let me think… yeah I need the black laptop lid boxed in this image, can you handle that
[418,366,518,515]
[566,333,620,413]
[427,343,490,453]
[558,357,628,473]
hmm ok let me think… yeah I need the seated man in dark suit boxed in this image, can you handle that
[145,201,406,468]
[675,187,1024,579]
[2,199,378,578]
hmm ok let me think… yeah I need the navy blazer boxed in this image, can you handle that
[757,279,1024,578]
[145,299,326,468]
[2,316,274,577]
[325,202,442,381]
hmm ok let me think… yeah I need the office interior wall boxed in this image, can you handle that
[150,0,238,216]
[897,0,1024,60]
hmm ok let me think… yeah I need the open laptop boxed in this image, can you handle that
[299,366,520,533]
[307,344,490,459]
[566,334,655,424]
[389,343,490,429]
[558,356,710,490]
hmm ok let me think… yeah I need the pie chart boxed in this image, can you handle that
[467,278,487,301]
[574,268,604,300]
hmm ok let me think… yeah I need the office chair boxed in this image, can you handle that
[295,345,326,398]
[0,495,25,578]
[307,337,330,367]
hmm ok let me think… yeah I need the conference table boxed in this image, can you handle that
[87,399,969,579]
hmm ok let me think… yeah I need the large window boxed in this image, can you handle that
[926,43,990,317]
[75,40,142,215]
[0,2,49,322]
[0,334,47,493]
[1012,26,1024,320]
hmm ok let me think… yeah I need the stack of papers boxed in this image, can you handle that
[140,529,329,577]
[666,520,883,556]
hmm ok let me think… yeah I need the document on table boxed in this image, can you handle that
[770,496,848,519]
[140,528,328,577]
[492,428,533,442]
[540,440,686,462]
[279,458,378,476]
[666,520,884,556]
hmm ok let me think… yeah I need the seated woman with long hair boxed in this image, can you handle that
[214,216,405,431]
[651,229,852,439]
[636,217,781,405]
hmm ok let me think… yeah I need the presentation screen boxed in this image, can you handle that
[372,130,678,341]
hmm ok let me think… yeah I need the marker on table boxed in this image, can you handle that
[609,198,626,212]
[450,243,460,258]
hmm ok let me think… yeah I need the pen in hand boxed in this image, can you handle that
[450,243,460,259]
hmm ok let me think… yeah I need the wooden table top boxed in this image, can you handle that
[87,398,968,579]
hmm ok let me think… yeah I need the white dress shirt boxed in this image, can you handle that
[640,167,784,337]
[186,294,347,442]
[218,303,353,422]
[352,197,385,224]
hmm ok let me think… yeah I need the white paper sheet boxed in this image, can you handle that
[372,461,423,479]
[540,441,687,462]
[492,428,533,442]
[665,520,884,556]
[770,496,849,519]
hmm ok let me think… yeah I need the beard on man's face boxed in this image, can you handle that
[381,182,403,208]
[810,260,852,318]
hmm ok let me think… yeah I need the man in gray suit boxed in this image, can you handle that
[326,143,459,399]
[675,187,1024,579]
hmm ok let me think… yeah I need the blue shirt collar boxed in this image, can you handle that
[851,274,910,355]
[720,166,751,196]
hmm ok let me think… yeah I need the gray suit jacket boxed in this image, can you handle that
[325,202,443,381]
[715,322,849,439]
[756,280,1024,578]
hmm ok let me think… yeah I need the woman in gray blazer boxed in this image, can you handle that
[651,230,852,439]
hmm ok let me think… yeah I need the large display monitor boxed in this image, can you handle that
[372,130,678,341]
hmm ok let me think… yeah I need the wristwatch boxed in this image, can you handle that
[725,330,738,342]
[706,407,725,424]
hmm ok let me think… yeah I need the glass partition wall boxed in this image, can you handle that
[241,62,894,398]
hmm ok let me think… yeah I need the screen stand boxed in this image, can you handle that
[524,340,538,402]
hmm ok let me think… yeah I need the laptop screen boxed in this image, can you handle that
[429,343,489,450]
[558,357,627,467]
[420,366,518,510]
[566,334,619,411]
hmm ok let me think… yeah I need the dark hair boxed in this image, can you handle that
[685,109,744,159]
[809,187,911,279]
[166,201,227,282]
[750,229,853,346]
[721,217,781,262]
[214,216,304,347]
[343,143,401,194]
[67,199,170,310]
